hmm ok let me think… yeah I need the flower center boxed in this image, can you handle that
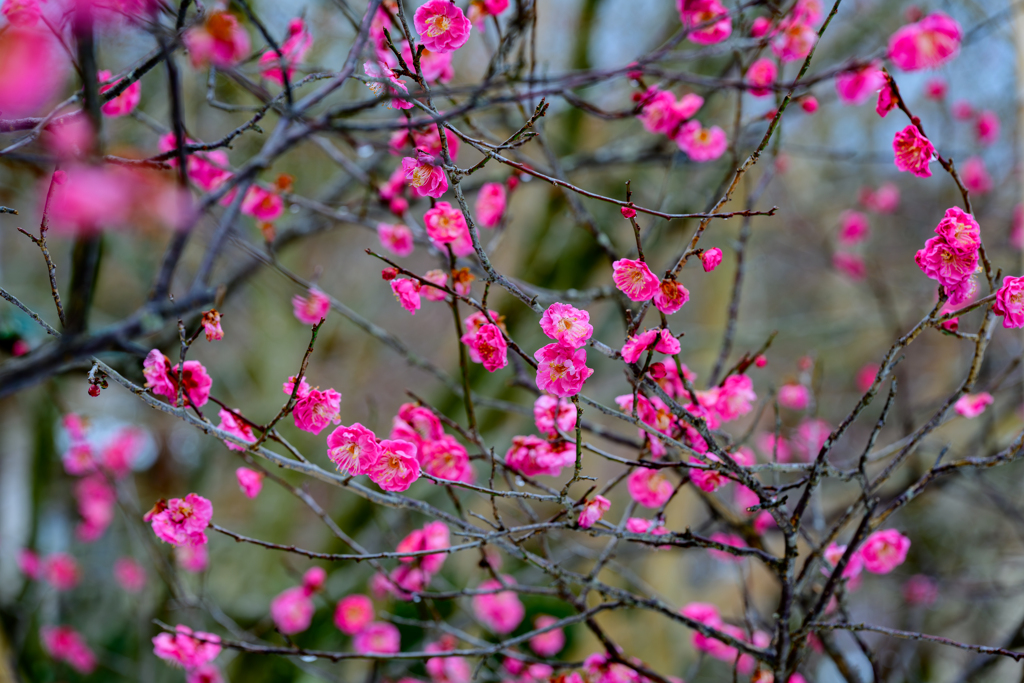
[410,164,431,187]
[425,14,452,37]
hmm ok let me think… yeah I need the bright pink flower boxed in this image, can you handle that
[888,12,961,72]
[0,27,66,118]
[995,276,1024,328]
[292,288,330,324]
[539,302,593,349]
[271,586,315,635]
[856,364,879,393]
[833,252,866,280]
[757,432,791,462]
[143,350,212,408]
[293,387,342,435]
[680,603,730,657]
[391,278,422,315]
[507,435,574,478]
[425,638,471,683]
[366,439,421,491]
[397,521,450,574]
[794,418,831,460]
[960,157,992,195]
[800,95,819,113]
[41,625,96,674]
[403,152,449,198]
[713,374,757,422]
[152,625,221,670]
[638,88,682,135]
[414,0,472,53]
[327,423,380,475]
[466,323,508,372]
[187,665,223,683]
[701,247,723,272]
[200,309,224,342]
[259,18,313,85]
[354,621,401,653]
[915,236,978,289]
[903,574,939,605]
[184,11,251,68]
[951,99,974,121]
[533,395,577,437]
[838,210,870,245]
[146,493,213,547]
[534,343,594,397]
[74,474,115,541]
[422,269,449,301]
[176,545,209,573]
[389,41,455,83]
[392,403,445,447]
[301,566,326,594]
[778,383,809,410]
[771,18,817,62]
[2,0,43,26]
[690,456,729,492]
[708,532,746,563]
[473,577,525,633]
[824,542,864,579]
[955,392,993,418]
[424,201,469,245]
[378,223,415,257]
[655,329,681,355]
[678,0,732,45]
[216,409,255,452]
[476,182,507,228]
[870,183,900,213]
[859,529,911,574]
[925,77,947,99]
[621,329,659,364]
[114,557,146,593]
[628,468,673,508]
[746,58,777,97]
[611,258,659,301]
[240,185,284,221]
[676,120,728,161]
[18,549,43,580]
[653,279,690,315]
[334,594,374,635]
[976,110,999,146]
[98,69,141,117]
[42,553,80,590]
[234,467,264,499]
[893,125,934,177]
[578,495,611,529]
[876,79,896,117]
[934,207,980,253]
[421,435,474,483]
[529,615,565,657]
[835,62,885,105]
[750,16,772,37]
[364,60,413,109]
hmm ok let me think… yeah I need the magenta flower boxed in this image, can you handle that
[392,403,445,446]
[539,302,593,349]
[746,58,777,97]
[113,557,146,593]
[363,60,413,110]
[838,210,870,246]
[876,83,896,117]
[391,278,422,315]
[413,0,472,53]
[327,423,381,475]
[835,62,885,105]
[200,309,224,342]
[292,287,331,324]
[933,207,980,254]
[892,125,935,178]
[771,18,817,62]
[994,276,1024,328]
[366,439,421,492]
[976,110,1000,146]
[534,343,594,397]
[533,395,577,437]
[334,594,374,635]
[424,201,469,244]
[235,467,264,499]
[152,625,221,670]
[378,222,414,257]
[184,11,250,68]
[475,182,507,228]
[42,553,80,591]
[628,468,673,508]
[955,392,993,419]
[578,495,611,529]
[41,626,96,674]
[0,27,67,118]
[708,532,747,563]
[216,408,255,451]
[701,247,723,272]
[176,545,209,573]
[354,621,401,654]
[611,258,659,301]
[794,418,831,461]
[712,374,756,422]
[778,383,810,411]
[271,586,315,635]
[99,69,141,117]
[824,542,865,580]
[145,493,213,547]
[903,575,939,606]
[468,323,508,372]
[915,236,978,289]
[960,157,992,195]
[143,349,212,408]
[529,615,566,657]
[396,521,450,574]
[622,329,659,363]
[859,529,911,574]
[505,435,571,477]
[638,88,682,135]
[690,456,729,492]
[422,269,449,301]
[676,120,728,161]
[888,12,961,72]
[678,0,732,45]
[293,387,342,435]
[655,329,681,355]
[473,577,525,634]
[421,435,474,483]
[653,279,690,315]
[74,475,115,541]
[833,252,866,280]
[240,185,284,221]
[259,18,313,86]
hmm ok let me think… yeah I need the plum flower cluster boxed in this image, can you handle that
[535,303,595,397]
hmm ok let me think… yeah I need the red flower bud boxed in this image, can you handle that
[381,267,399,281]
[621,206,637,219]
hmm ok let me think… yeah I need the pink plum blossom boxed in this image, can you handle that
[540,302,593,348]
[143,350,212,408]
[976,110,999,146]
[241,185,284,221]
[378,223,414,257]
[655,329,681,355]
[98,69,141,117]
[43,553,80,590]
[876,83,896,117]
[293,387,342,435]
[925,77,947,99]
[934,207,980,253]
[578,495,611,529]
[690,456,729,492]
[366,439,421,491]
[893,125,935,177]
[176,545,209,573]
[184,11,250,68]
[421,435,474,483]
[628,468,674,508]
[0,28,67,118]
[41,626,96,674]
[824,542,864,579]
[800,95,819,113]
[771,18,817,62]
[414,0,472,53]
[915,236,978,290]
[955,392,993,418]
[653,279,690,315]
[396,521,450,574]
[838,210,870,245]
[712,374,757,421]
[534,395,577,437]
[529,615,566,657]
[611,259,659,301]
[392,403,445,447]
[778,383,810,410]
[334,594,374,635]
[466,323,508,372]
[794,418,831,461]
[888,12,961,72]
[422,269,449,301]
[293,288,331,324]
[534,343,594,397]
[216,408,254,451]
[152,625,221,670]
[364,61,414,110]
[235,467,264,498]
[621,329,659,364]
[708,532,746,563]
[187,665,223,683]
[391,278,422,314]
[145,493,213,547]
[701,247,723,272]
[473,578,525,633]
[994,276,1024,328]
[476,182,507,227]
[859,529,911,574]
[424,201,469,246]
[678,0,732,45]
[676,120,728,161]
[960,157,992,195]
[201,309,223,341]
[327,423,381,475]
[271,586,315,635]
[74,475,115,541]
[403,151,448,198]
[114,557,146,593]
[835,62,885,105]
[903,575,939,605]
[952,99,974,121]
[354,622,401,653]
[746,58,777,97]
[506,435,574,477]
[259,18,313,86]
